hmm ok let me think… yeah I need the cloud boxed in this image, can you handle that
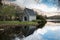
[25,4,57,12]
[39,4,57,12]
[14,0,58,12]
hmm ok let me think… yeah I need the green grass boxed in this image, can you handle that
[0,21,38,26]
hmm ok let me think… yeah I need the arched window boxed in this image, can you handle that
[24,16,27,21]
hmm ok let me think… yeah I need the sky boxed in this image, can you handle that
[13,0,59,12]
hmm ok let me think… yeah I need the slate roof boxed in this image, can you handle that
[24,8,36,16]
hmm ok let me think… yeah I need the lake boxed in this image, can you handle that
[14,22,60,40]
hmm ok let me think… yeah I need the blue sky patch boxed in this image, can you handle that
[39,0,57,7]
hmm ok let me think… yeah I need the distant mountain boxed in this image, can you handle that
[47,15,60,19]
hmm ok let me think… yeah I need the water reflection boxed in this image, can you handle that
[23,22,60,40]
[13,22,60,40]
[11,34,24,40]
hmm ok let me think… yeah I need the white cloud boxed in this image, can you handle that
[34,28,47,35]
[26,4,57,12]
[13,0,58,12]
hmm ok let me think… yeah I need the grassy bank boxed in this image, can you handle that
[0,21,38,26]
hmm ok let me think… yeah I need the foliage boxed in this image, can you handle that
[0,5,21,21]
[0,5,16,16]
[36,15,47,28]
